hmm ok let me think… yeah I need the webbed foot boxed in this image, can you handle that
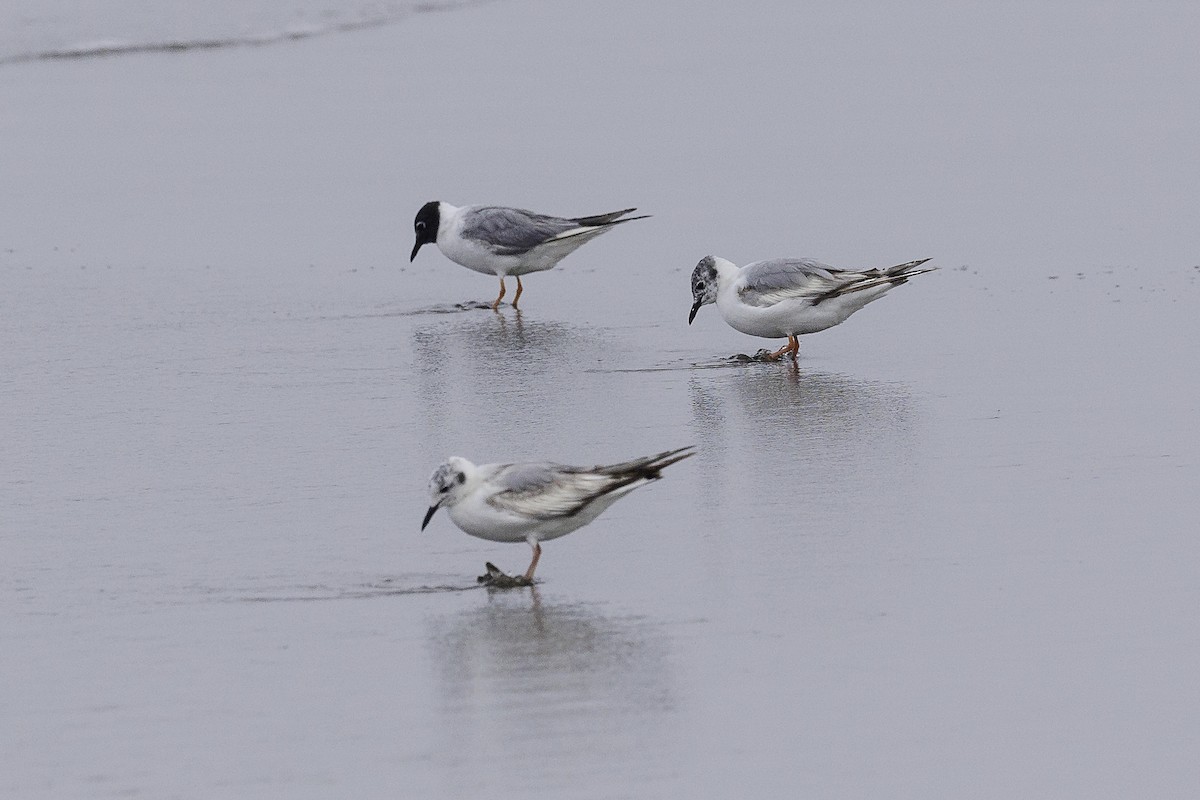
[477,562,535,588]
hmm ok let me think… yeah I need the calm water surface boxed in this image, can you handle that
[3,1,1199,797]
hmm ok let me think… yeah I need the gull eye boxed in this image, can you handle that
[416,221,426,231]
[455,473,466,485]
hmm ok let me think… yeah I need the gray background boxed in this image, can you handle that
[3,1,1199,797]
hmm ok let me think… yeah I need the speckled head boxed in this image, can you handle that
[421,456,472,530]
[689,255,720,324]
[410,201,441,262]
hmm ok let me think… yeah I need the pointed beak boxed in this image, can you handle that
[410,241,424,262]
[420,503,440,531]
[688,301,702,325]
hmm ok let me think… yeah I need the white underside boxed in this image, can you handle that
[446,484,637,544]
[715,283,893,339]
[437,222,610,277]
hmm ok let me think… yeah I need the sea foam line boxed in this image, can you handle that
[0,0,489,66]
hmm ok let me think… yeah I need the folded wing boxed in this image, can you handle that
[461,206,650,256]
[486,447,694,520]
[460,207,580,255]
[736,258,842,307]
[738,257,934,307]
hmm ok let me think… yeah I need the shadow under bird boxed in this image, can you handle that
[421,447,695,583]
[410,201,650,310]
[688,255,937,359]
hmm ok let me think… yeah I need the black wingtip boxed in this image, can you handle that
[886,258,936,276]
[571,208,652,227]
[644,446,697,478]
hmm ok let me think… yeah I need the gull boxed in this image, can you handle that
[420,447,694,582]
[688,255,936,359]
[410,202,649,310]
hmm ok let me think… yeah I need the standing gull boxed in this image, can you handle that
[688,255,936,359]
[410,202,649,310]
[420,447,694,583]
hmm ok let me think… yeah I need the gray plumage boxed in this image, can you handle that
[461,206,646,256]
[737,257,934,308]
[485,447,695,520]
[421,446,694,580]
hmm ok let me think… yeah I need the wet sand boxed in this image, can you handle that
[3,1,1200,797]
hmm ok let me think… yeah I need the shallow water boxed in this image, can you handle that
[0,0,483,64]
[3,1,1200,797]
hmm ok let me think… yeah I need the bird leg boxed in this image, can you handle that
[765,338,791,360]
[763,335,800,361]
[512,276,524,310]
[491,276,506,311]
[523,540,542,581]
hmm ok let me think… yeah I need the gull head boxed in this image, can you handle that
[410,201,441,262]
[688,255,721,324]
[421,456,474,530]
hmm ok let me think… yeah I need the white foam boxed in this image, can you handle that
[0,0,490,65]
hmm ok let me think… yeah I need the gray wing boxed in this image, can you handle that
[739,257,936,306]
[736,258,843,307]
[459,207,578,255]
[485,447,694,520]
[485,462,618,519]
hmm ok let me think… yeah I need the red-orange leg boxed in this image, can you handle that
[512,276,524,310]
[491,277,507,311]
[523,541,542,581]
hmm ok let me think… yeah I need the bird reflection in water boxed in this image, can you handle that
[688,364,918,519]
[410,313,615,455]
[426,589,677,794]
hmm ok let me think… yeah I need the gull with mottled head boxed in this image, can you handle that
[688,255,936,359]
[420,447,694,582]
[410,202,649,310]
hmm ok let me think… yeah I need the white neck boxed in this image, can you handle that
[712,256,741,288]
[436,202,461,238]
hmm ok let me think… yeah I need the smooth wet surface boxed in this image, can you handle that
[3,1,1200,797]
